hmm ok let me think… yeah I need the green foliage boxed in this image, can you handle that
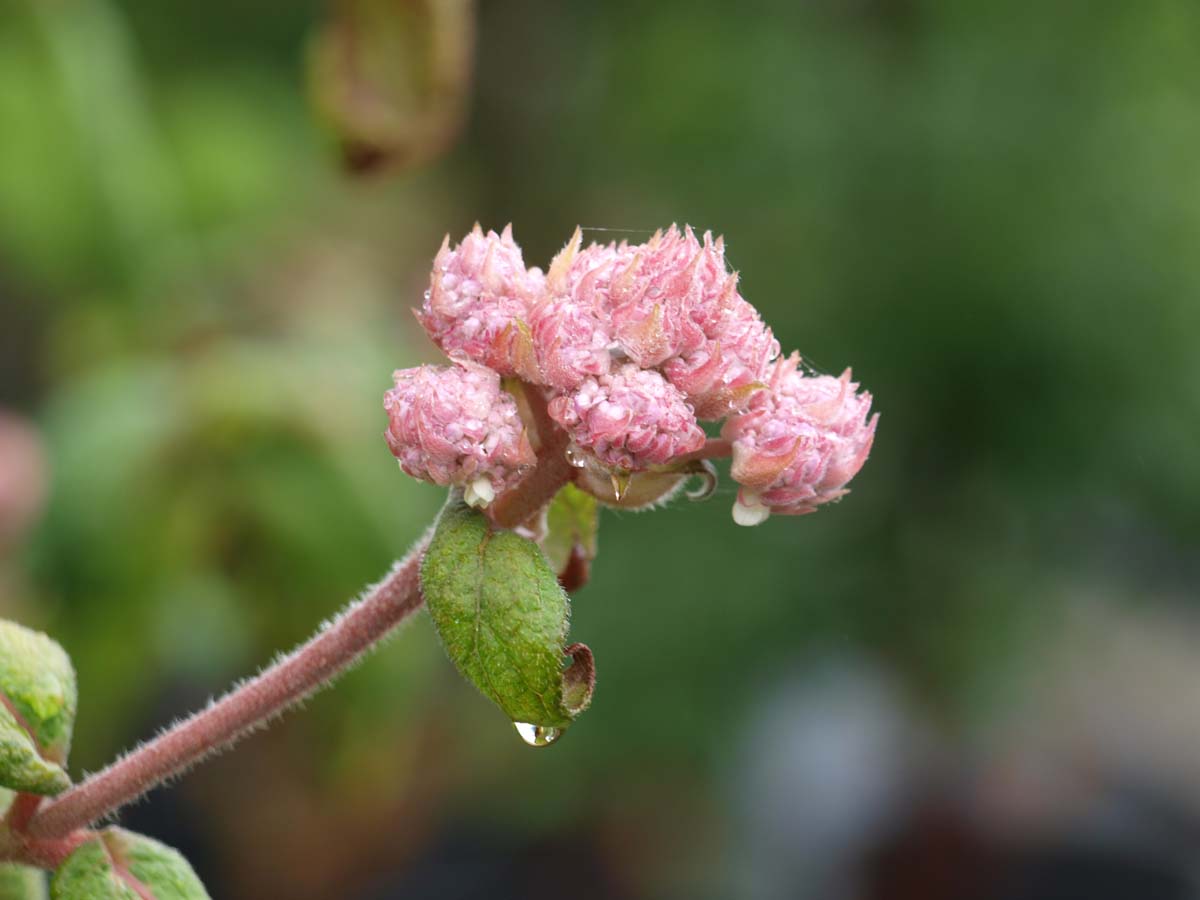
[540,484,598,577]
[50,830,208,900]
[0,863,47,900]
[0,621,75,796]
[421,495,595,731]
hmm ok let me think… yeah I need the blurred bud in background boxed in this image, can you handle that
[308,0,475,175]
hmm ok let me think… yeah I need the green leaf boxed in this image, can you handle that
[421,494,596,733]
[50,829,209,900]
[541,483,599,580]
[307,0,474,173]
[0,863,47,900]
[0,621,76,795]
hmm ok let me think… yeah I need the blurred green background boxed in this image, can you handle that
[2,1,1199,897]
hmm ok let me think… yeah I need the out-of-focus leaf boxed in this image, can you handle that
[50,829,209,900]
[0,621,75,796]
[0,788,47,900]
[0,862,47,900]
[420,494,595,736]
[308,0,475,174]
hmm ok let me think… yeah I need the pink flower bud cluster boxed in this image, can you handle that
[384,362,535,507]
[722,354,878,524]
[391,223,877,518]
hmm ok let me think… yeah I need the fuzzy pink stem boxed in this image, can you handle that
[26,536,430,842]
[679,437,733,463]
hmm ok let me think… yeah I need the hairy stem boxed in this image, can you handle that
[26,536,430,842]
[680,437,733,463]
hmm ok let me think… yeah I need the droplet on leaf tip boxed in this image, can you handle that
[513,721,562,747]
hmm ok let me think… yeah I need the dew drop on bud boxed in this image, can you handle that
[513,722,562,747]
[564,444,588,468]
[610,471,633,501]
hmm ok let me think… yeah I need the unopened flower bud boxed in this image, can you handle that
[547,364,705,472]
[52,829,210,899]
[528,294,613,389]
[567,225,779,417]
[0,619,76,795]
[418,224,540,374]
[384,362,535,505]
[723,353,877,523]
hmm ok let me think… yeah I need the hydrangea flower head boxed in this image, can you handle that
[722,353,878,524]
[384,361,535,507]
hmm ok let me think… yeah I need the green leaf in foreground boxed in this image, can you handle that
[0,863,47,900]
[421,494,596,736]
[0,621,76,795]
[50,829,209,900]
[0,792,47,900]
[541,483,598,586]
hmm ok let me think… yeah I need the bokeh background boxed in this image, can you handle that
[3,0,1200,897]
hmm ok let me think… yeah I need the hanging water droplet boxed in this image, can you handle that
[610,471,633,501]
[423,289,432,301]
[686,460,719,501]
[513,722,562,747]
[564,444,588,468]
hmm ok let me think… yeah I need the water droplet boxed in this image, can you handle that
[564,444,588,468]
[513,722,562,747]
[686,460,719,501]
[423,289,432,301]
[610,471,633,500]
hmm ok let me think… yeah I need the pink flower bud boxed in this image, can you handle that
[417,224,540,375]
[522,229,630,389]
[661,295,779,419]
[555,225,779,418]
[546,364,705,472]
[527,294,613,389]
[384,362,536,506]
[722,353,877,523]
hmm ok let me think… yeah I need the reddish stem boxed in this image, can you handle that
[3,829,92,869]
[4,793,42,832]
[489,382,574,528]
[26,536,430,843]
[679,437,733,463]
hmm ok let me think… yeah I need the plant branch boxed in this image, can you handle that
[490,381,574,528]
[25,534,431,842]
[680,437,732,462]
